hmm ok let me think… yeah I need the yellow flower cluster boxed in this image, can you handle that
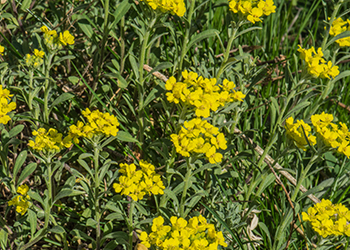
[140,0,186,17]
[285,117,316,151]
[228,0,276,23]
[68,108,120,143]
[311,112,350,158]
[302,199,350,238]
[0,45,4,56]
[170,118,227,164]
[25,49,45,68]
[140,215,227,249]
[329,17,350,47]
[28,128,72,154]
[166,70,245,118]
[297,46,339,79]
[8,184,30,215]
[40,26,75,50]
[113,160,165,201]
[285,113,350,158]
[0,86,16,125]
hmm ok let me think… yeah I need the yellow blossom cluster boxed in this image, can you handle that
[228,0,276,23]
[0,86,16,125]
[166,70,245,118]
[8,184,30,215]
[285,113,350,158]
[311,112,350,158]
[140,0,186,17]
[0,45,4,55]
[68,108,120,143]
[40,26,75,50]
[170,118,227,164]
[28,128,72,154]
[112,160,165,201]
[140,215,227,249]
[25,49,45,68]
[302,199,350,238]
[285,117,316,150]
[297,46,339,79]
[329,17,350,47]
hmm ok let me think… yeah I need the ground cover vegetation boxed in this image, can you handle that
[0,0,350,249]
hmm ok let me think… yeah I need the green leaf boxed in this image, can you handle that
[0,229,8,249]
[109,0,131,29]
[145,62,173,78]
[101,231,128,243]
[140,87,159,110]
[28,190,44,207]
[161,188,179,208]
[86,218,97,228]
[52,55,75,66]
[187,29,220,54]
[8,124,24,138]
[13,150,27,183]
[20,0,31,10]
[134,202,149,216]
[28,209,37,237]
[117,131,139,143]
[325,30,350,49]
[71,229,94,241]
[17,163,37,185]
[103,72,129,88]
[77,159,94,178]
[49,93,74,113]
[273,207,294,249]
[50,225,65,234]
[77,19,94,38]
[236,26,262,38]
[54,189,85,204]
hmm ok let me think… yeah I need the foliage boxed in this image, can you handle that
[0,0,350,249]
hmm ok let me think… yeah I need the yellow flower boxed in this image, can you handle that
[8,184,30,215]
[28,128,72,154]
[59,30,75,46]
[141,215,227,249]
[298,46,339,79]
[0,87,16,125]
[140,0,186,16]
[113,161,164,201]
[0,45,4,56]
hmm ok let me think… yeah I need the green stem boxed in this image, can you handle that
[43,53,54,124]
[138,17,157,86]
[321,0,344,51]
[28,69,34,111]
[93,143,101,250]
[216,23,239,79]
[137,17,157,150]
[179,158,192,218]
[120,16,125,74]
[291,155,319,202]
[178,0,196,79]
[128,201,135,250]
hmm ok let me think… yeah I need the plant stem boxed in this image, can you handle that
[137,16,157,149]
[216,23,239,79]
[321,0,344,51]
[179,158,192,218]
[20,157,52,250]
[178,0,196,79]
[93,143,101,250]
[43,53,54,124]
[291,154,319,202]
[127,201,135,250]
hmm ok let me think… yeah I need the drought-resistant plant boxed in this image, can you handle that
[1,0,350,249]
